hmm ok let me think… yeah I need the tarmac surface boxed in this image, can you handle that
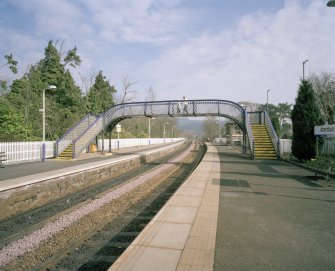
[214,145,335,271]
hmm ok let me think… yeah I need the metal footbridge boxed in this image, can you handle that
[56,99,279,159]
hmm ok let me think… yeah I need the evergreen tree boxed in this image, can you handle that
[291,80,323,160]
[41,41,64,86]
[87,71,116,115]
[6,41,84,140]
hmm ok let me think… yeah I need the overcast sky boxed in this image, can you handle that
[1,0,334,105]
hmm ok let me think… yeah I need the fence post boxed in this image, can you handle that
[72,141,76,159]
[252,139,255,160]
[277,140,281,160]
[42,143,46,162]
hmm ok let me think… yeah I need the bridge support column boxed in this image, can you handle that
[242,130,247,155]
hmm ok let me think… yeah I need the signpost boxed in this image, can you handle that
[116,124,121,149]
[314,124,335,180]
[314,124,335,137]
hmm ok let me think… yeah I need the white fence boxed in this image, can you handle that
[279,139,292,157]
[0,141,55,165]
[0,138,185,165]
[97,138,185,151]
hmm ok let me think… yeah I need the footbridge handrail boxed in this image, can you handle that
[245,112,255,159]
[56,113,97,156]
[264,110,280,159]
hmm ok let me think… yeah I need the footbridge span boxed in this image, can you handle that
[56,99,279,159]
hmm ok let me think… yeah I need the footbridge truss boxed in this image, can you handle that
[56,99,255,159]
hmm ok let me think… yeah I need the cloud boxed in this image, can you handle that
[8,0,91,39]
[84,0,192,44]
[136,0,335,104]
[1,0,334,107]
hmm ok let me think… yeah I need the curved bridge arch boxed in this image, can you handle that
[106,99,245,130]
[57,99,253,158]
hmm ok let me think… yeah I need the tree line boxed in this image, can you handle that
[0,41,178,142]
[1,40,334,162]
[201,72,334,162]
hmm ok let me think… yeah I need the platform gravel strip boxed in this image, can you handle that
[0,144,193,268]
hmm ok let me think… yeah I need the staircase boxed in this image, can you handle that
[56,114,97,158]
[58,144,74,160]
[73,125,102,157]
[251,125,277,160]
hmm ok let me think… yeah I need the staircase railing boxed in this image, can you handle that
[245,112,255,159]
[264,110,280,159]
[72,106,122,157]
[56,113,97,156]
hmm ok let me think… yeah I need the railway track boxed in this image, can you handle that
[0,141,206,271]
[0,141,191,248]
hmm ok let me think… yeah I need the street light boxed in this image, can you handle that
[266,89,271,113]
[172,125,176,138]
[303,59,308,80]
[327,0,335,7]
[216,120,222,140]
[148,117,156,139]
[40,85,56,142]
[163,122,169,139]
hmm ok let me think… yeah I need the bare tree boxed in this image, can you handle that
[118,75,137,104]
[78,72,96,96]
[309,72,335,124]
[145,86,156,101]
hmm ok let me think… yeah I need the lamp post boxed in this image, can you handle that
[163,122,169,139]
[40,85,56,142]
[327,0,335,7]
[148,117,156,139]
[216,121,221,141]
[303,59,308,80]
[266,89,271,113]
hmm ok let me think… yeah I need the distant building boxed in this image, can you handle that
[223,102,261,145]
[238,101,262,112]
[224,122,243,145]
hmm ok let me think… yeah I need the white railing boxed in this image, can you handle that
[0,141,55,165]
[0,138,185,165]
[97,138,185,151]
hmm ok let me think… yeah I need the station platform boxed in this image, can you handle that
[109,144,220,271]
[108,143,335,271]
[0,142,183,191]
[2,142,334,270]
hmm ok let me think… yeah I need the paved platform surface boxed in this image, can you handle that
[109,143,221,271]
[108,144,335,271]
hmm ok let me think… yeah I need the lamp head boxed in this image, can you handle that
[48,85,57,90]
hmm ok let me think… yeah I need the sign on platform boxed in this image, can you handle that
[314,124,335,137]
